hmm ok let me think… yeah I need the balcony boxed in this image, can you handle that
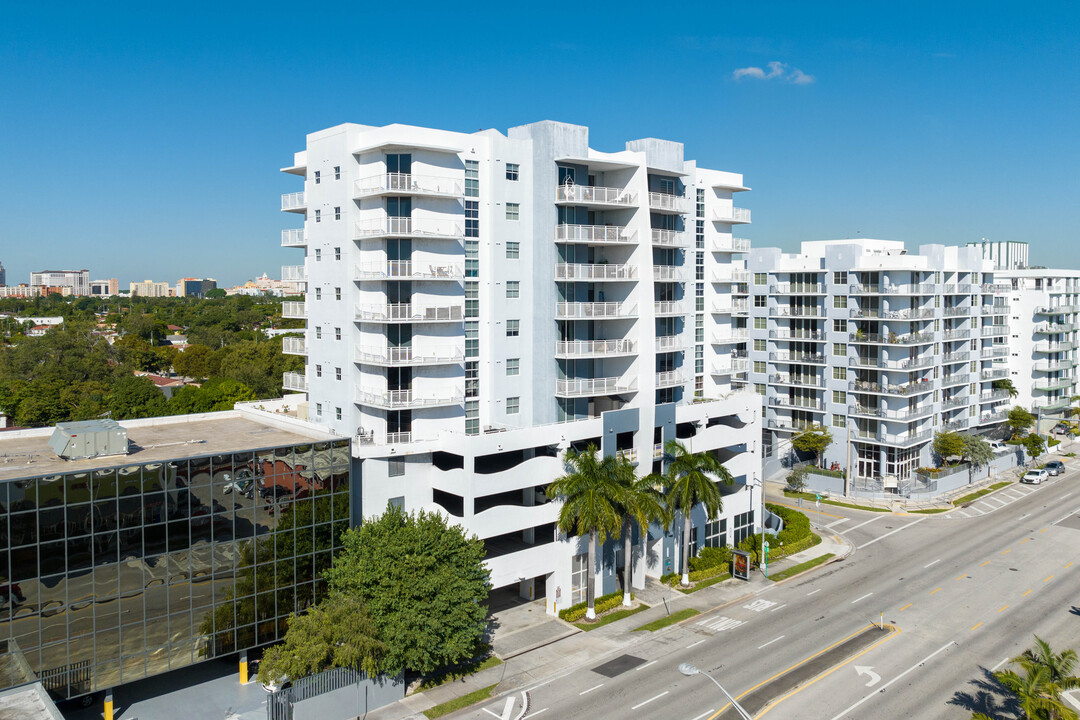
[1032,397,1073,411]
[981,368,1008,380]
[770,283,824,295]
[653,265,686,282]
[648,192,687,213]
[942,329,971,341]
[849,404,935,421]
[355,303,464,323]
[281,191,306,213]
[355,346,463,367]
[1035,341,1077,353]
[766,418,816,432]
[355,261,464,281]
[852,307,935,320]
[769,351,825,364]
[943,284,974,294]
[713,268,751,284]
[282,301,305,319]
[712,329,750,344]
[554,263,636,281]
[355,388,463,410]
[654,301,687,317]
[555,376,637,397]
[655,335,683,353]
[981,304,1010,315]
[1036,304,1080,315]
[981,325,1008,337]
[850,283,936,295]
[355,431,427,447]
[556,224,635,245]
[978,410,1008,424]
[769,306,825,318]
[282,372,307,392]
[942,419,968,432]
[943,306,969,317]
[555,184,637,207]
[981,346,1009,358]
[556,339,637,358]
[711,237,752,252]
[656,370,685,388]
[850,379,933,396]
[854,429,934,447]
[650,229,685,247]
[1034,322,1077,334]
[850,331,934,345]
[770,374,825,388]
[941,373,970,387]
[980,389,1012,402]
[282,336,306,356]
[353,173,463,199]
[1034,378,1075,392]
[713,358,750,375]
[941,351,968,363]
[1035,358,1078,372]
[281,228,306,247]
[769,329,824,341]
[942,396,969,410]
[353,217,463,241]
[555,302,636,320]
[281,265,307,283]
[713,206,752,224]
[768,396,824,411]
[849,355,934,370]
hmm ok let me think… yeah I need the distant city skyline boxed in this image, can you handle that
[2,2,1079,284]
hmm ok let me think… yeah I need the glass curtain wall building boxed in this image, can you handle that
[0,417,350,700]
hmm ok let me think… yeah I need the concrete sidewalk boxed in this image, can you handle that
[367,529,854,720]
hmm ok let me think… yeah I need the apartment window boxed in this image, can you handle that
[833,319,845,333]
[315,403,322,417]
[315,209,321,223]
[334,206,341,220]
[695,219,704,249]
[334,247,341,260]
[316,365,322,378]
[335,287,341,301]
[696,358,704,373]
[335,327,341,341]
[335,407,342,420]
[506,163,519,181]
[833,414,846,428]
[833,390,846,404]
[754,317,767,330]
[506,358,520,376]
[659,177,675,194]
[314,170,321,184]
[465,201,479,238]
[389,458,405,477]
[335,367,342,381]
[695,376,704,398]
[833,342,847,356]
[695,327,704,343]
[465,160,479,197]
[465,239,479,278]
[833,271,847,284]
[754,383,766,396]
[465,361,479,397]
[466,321,479,358]
[506,319,520,337]
[315,288,322,300]
[833,367,847,380]
[506,397,520,414]
[466,400,479,435]
[733,511,754,545]
[754,295,766,308]
[696,297,705,313]
[753,361,766,374]
[754,339,766,352]
[465,283,478,318]
[315,326,322,339]
[315,249,322,262]
[506,203,520,221]
[334,166,340,180]
[755,273,767,285]
[696,188,705,218]
[506,241,520,259]
[834,296,847,309]
[970,361,977,373]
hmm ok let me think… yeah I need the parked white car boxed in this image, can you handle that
[988,440,1007,452]
[1022,469,1049,484]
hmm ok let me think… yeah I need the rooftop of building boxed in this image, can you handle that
[0,411,341,482]
[0,684,64,720]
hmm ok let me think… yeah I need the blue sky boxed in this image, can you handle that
[2,2,1079,287]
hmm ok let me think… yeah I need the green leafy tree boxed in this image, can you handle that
[933,431,965,465]
[1023,434,1046,464]
[323,505,489,675]
[993,378,1019,398]
[172,344,214,379]
[547,445,625,619]
[105,375,169,419]
[612,458,670,606]
[205,288,228,299]
[256,593,386,684]
[791,425,833,468]
[786,464,809,492]
[168,378,256,414]
[959,433,995,484]
[1008,406,1037,438]
[664,439,731,587]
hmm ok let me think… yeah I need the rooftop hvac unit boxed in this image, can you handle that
[48,420,129,460]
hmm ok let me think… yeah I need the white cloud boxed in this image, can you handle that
[732,61,815,85]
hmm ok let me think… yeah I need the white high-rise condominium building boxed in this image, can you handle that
[999,268,1080,413]
[748,240,1010,492]
[30,269,89,296]
[279,121,762,612]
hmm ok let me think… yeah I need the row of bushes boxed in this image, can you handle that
[558,590,633,622]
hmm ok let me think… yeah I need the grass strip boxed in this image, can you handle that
[782,490,891,513]
[423,684,498,719]
[632,608,701,632]
[910,508,950,514]
[573,603,650,631]
[418,655,502,691]
[768,553,834,582]
[676,573,732,594]
[953,481,1011,506]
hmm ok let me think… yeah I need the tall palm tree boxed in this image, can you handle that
[664,438,732,587]
[612,457,670,606]
[1016,635,1080,693]
[994,378,1019,399]
[995,665,1076,720]
[547,444,625,620]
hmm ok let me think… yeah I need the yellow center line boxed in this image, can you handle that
[1040,527,1047,533]
[1020,538,1030,544]
[955,574,966,580]
[1066,562,1074,569]
[971,622,983,631]
[980,561,991,567]
[999,605,1009,613]
[899,603,912,611]
[1045,575,1054,582]
[1002,549,1012,555]
[930,587,942,595]
[1023,589,1033,596]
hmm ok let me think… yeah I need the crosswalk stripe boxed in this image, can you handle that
[825,517,849,529]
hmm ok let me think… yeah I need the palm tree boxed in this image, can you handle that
[612,457,670,606]
[993,378,1019,399]
[1016,635,1080,694]
[664,439,732,587]
[995,665,1076,720]
[547,444,625,620]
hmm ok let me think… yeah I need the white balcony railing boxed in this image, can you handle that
[650,229,685,247]
[354,173,463,198]
[711,237,752,252]
[554,263,636,281]
[653,265,686,282]
[354,346,464,366]
[655,335,683,352]
[713,206,752,223]
[281,228,306,247]
[555,224,635,244]
[713,328,751,344]
[355,388,463,409]
[654,301,686,317]
[281,301,305,319]
[281,265,307,282]
[655,370,685,388]
[282,372,307,392]
[556,184,637,206]
[554,302,635,320]
[281,191,306,212]
[555,376,637,397]
[353,217,463,239]
[282,336,306,355]
[648,192,687,212]
[555,339,636,357]
[355,304,464,323]
[355,261,463,280]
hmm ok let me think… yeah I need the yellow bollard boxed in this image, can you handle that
[104,689,114,720]
[239,651,248,684]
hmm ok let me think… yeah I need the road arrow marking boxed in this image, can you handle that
[854,665,881,687]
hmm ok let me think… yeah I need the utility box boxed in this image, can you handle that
[48,420,129,460]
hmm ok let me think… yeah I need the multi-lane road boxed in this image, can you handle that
[464,465,1080,719]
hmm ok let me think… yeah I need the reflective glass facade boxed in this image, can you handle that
[0,438,352,698]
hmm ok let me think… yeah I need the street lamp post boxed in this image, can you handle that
[677,663,753,720]
[752,474,766,577]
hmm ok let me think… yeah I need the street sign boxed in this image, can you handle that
[764,541,770,555]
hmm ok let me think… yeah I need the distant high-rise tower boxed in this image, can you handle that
[0,260,6,287]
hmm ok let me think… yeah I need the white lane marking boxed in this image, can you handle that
[1063,492,1073,500]
[968,507,984,515]
[829,641,955,720]
[955,511,969,518]
[758,635,785,649]
[635,660,657,672]
[923,558,941,569]
[482,708,503,719]
[702,617,744,632]
[631,691,670,710]
[841,516,883,534]
[1019,513,1030,520]
[523,710,547,720]
[743,599,777,612]
[770,603,788,613]
[985,497,1007,507]
[580,684,604,695]
[826,517,849,529]
[851,592,873,604]
[807,588,822,596]
[858,517,927,550]
[687,639,706,649]
[990,657,1011,672]
[690,710,717,720]
[977,504,996,513]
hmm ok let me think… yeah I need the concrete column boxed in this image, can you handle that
[239,650,249,684]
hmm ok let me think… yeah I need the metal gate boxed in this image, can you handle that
[267,667,366,720]
[39,659,92,697]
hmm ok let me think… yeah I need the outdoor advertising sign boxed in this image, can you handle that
[733,549,750,580]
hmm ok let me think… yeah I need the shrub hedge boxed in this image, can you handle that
[689,546,731,572]
[558,590,633,622]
